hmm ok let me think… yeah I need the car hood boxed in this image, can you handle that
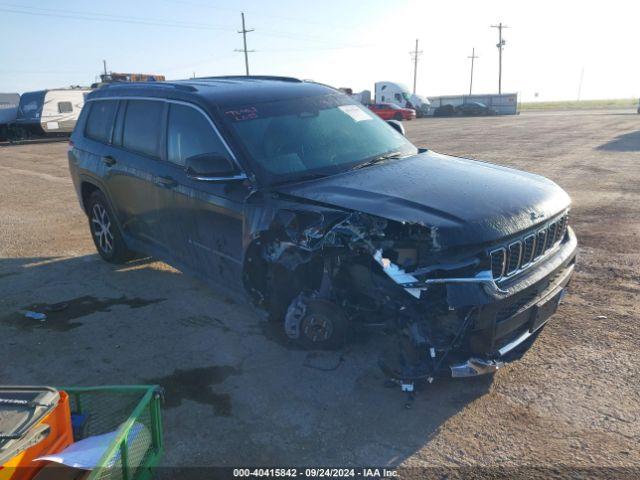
[275,151,571,248]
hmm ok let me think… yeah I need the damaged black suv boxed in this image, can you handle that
[68,76,577,383]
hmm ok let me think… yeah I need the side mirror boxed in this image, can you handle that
[386,119,405,136]
[185,153,244,181]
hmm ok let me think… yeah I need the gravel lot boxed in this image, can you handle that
[1,110,638,476]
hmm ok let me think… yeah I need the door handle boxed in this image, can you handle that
[101,155,116,167]
[155,175,177,188]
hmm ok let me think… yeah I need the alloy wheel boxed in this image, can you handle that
[91,203,114,254]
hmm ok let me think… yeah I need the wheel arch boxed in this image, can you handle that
[241,232,324,318]
[80,181,101,215]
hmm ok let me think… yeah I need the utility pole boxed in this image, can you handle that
[102,60,108,77]
[490,22,508,93]
[235,12,254,76]
[409,39,423,95]
[467,48,479,95]
[577,67,585,101]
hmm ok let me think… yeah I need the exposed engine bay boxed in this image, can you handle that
[242,198,578,390]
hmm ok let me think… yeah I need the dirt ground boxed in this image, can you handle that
[1,110,638,477]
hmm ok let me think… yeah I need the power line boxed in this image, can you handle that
[234,12,254,76]
[467,48,479,95]
[409,39,423,95]
[0,3,358,47]
[0,4,231,30]
[490,22,508,94]
[260,44,375,53]
[159,0,357,32]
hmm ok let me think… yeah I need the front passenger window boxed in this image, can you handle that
[167,104,229,167]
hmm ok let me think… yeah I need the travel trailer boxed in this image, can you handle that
[10,87,91,139]
[0,93,20,141]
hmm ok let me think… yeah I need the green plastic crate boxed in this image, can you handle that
[59,386,163,480]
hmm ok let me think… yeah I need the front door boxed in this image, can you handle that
[158,102,248,287]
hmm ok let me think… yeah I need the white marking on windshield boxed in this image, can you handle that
[338,104,373,122]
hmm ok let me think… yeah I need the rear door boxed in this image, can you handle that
[159,101,248,286]
[77,98,119,208]
[106,98,167,248]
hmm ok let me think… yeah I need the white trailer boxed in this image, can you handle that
[11,88,91,138]
[0,93,20,141]
[427,93,519,115]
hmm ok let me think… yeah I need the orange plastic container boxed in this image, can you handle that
[0,391,73,480]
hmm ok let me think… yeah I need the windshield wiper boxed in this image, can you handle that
[349,151,406,171]
[270,172,330,186]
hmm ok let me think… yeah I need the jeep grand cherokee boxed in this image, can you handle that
[68,76,577,383]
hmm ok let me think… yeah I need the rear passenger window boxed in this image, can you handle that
[85,100,117,143]
[122,100,163,157]
[167,104,229,166]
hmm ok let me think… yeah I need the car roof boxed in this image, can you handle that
[87,76,337,108]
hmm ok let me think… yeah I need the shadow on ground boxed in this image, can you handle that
[597,130,640,152]
[0,255,494,467]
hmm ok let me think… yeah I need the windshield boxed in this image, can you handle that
[16,91,45,121]
[221,94,418,185]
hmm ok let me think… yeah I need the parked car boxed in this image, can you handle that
[433,104,455,117]
[68,76,577,384]
[368,103,416,121]
[454,101,496,116]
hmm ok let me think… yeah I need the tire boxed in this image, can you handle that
[297,298,348,350]
[394,112,403,121]
[87,190,135,264]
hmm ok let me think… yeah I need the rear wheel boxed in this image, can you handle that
[87,190,135,264]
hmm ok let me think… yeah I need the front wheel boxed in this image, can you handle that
[394,112,403,121]
[87,190,135,263]
[288,298,348,350]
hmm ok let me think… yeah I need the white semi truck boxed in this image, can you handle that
[341,82,431,117]
[374,82,430,116]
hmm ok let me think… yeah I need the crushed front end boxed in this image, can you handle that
[243,193,577,385]
[377,212,577,383]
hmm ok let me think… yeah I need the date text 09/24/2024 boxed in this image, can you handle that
[233,468,398,478]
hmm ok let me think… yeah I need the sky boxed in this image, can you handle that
[0,0,638,101]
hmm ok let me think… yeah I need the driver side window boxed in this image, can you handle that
[167,103,229,167]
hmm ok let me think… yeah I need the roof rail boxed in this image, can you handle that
[99,82,197,92]
[192,75,302,83]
